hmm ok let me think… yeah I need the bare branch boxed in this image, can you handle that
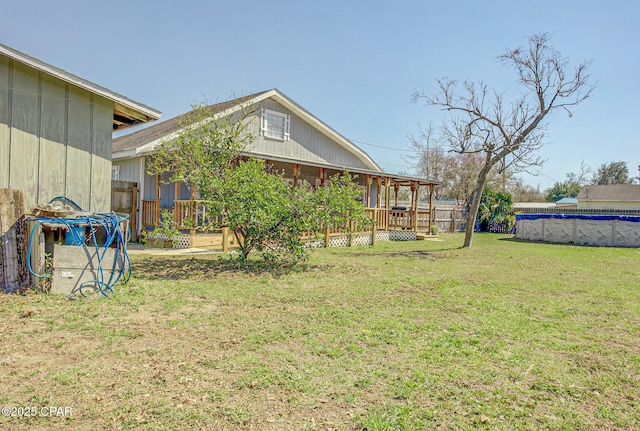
[413,33,594,248]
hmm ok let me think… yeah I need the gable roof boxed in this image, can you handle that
[112,89,383,172]
[112,91,268,153]
[0,43,161,130]
[578,185,640,201]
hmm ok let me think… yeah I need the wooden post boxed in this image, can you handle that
[292,163,299,188]
[190,184,197,247]
[451,207,456,232]
[383,177,391,231]
[222,226,229,253]
[394,183,399,208]
[371,209,377,246]
[411,181,419,231]
[319,167,326,187]
[428,184,434,232]
[155,174,161,227]
[324,226,330,248]
[375,177,382,209]
[385,177,391,209]
[131,186,138,241]
[365,174,372,208]
[174,181,181,227]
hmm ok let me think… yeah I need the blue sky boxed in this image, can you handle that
[2,0,638,190]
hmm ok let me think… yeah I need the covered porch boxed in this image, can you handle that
[139,160,439,248]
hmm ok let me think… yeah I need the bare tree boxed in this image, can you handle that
[404,124,447,199]
[413,33,594,247]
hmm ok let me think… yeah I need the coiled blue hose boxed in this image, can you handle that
[27,208,132,299]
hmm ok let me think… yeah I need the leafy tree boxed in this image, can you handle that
[208,160,370,265]
[208,158,313,264]
[545,181,581,202]
[147,101,256,200]
[591,161,634,185]
[313,171,373,234]
[148,100,371,266]
[413,33,594,247]
[478,188,516,232]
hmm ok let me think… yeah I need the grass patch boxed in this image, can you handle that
[1,233,639,430]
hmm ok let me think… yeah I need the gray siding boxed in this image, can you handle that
[113,157,142,183]
[247,99,369,170]
[0,55,113,212]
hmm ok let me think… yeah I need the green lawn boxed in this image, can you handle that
[1,233,639,430]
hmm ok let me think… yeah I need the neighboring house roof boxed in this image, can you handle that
[0,43,161,130]
[112,88,383,173]
[577,185,640,202]
[513,202,556,209]
[556,197,578,205]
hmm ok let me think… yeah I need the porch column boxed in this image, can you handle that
[155,174,161,227]
[292,163,300,187]
[365,175,372,208]
[318,167,326,187]
[375,176,382,208]
[384,177,391,210]
[428,184,434,232]
[411,181,419,231]
[190,184,197,246]
[394,183,399,208]
[174,181,181,225]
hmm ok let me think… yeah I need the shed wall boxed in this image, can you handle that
[0,55,113,212]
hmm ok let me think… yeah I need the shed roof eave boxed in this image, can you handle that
[0,43,161,127]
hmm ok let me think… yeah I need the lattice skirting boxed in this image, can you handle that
[389,231,417,241]
[171,230,420,250]
[305,230,417,249]
[151,233,191,249]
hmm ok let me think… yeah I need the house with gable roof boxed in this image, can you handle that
[112,89,439,246]
[577,184,640,211]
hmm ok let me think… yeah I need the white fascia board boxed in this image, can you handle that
[0,43,161,121]
[112,149,138,160]
[135,100,257,156]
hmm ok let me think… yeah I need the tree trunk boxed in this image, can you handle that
[462,167,490,248]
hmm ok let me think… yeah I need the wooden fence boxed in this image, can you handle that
[111,181,138,240]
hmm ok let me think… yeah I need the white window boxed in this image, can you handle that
[111,165,120,181]
[261,109,290,140]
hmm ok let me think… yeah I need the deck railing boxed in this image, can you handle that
[141,200,434,233]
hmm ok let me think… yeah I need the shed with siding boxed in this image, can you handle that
[0,44,160,213]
